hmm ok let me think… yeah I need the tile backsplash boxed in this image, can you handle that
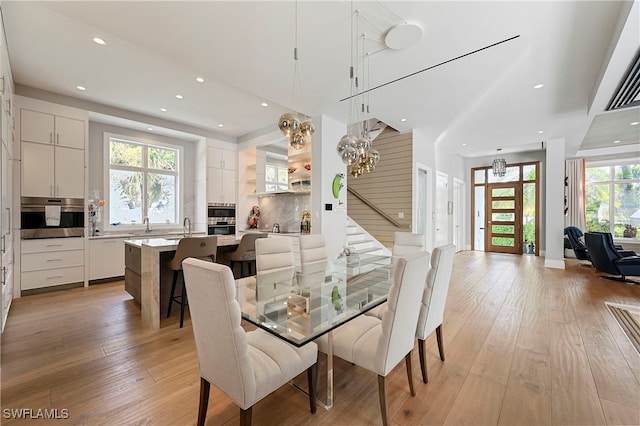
[257,193,311,233]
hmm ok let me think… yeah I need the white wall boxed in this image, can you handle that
[311,115,347,263]
[544,139,566,269]
[412,127,467,251]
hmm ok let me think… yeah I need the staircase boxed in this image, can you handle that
[346,216,391,257]
[343,216,392,277]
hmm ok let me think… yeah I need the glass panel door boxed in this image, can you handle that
[486,183,521,254]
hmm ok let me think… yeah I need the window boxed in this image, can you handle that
[585,161,639,239]
[265,164,288,192]
[105,134,181,226]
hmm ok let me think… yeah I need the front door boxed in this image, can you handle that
[486,183,521,254]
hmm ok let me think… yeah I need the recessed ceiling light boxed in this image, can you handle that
[92,37,106,45]
[76,85,86,91]
[533,84,544,89]
[196,77,205,83]
[613,140,620,144]
[217,124,224,128]
[261,102,269,107]
[462,143,467,146]
[631,121,639,126]
[147,127,154,131]
[160,108,168,112]
[537,130,544,134]
[175,94,183,100]
[400,118,407,122]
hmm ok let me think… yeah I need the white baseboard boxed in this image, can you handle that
[544,258,565,269]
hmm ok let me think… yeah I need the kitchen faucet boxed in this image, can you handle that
[143,216,151,233]
[183,217,192,237]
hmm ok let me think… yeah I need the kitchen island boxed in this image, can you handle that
[124,235,240,330]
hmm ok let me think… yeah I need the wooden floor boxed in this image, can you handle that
[1,251,639,425]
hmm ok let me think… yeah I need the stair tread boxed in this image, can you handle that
[348,239,374,245]
[354,247,383,255]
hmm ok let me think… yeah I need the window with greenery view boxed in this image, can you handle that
[265,164,288,192]
[106,135,180,226]
[585,162,639,239]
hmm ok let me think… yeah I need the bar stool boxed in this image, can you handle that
[229,233,267,278]
[167,236,218,327]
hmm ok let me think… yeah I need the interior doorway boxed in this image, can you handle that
[414,164,433,252]
[435,172,449,247]
[453,178,464,251]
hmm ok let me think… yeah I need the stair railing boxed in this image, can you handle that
[347,187,406,228]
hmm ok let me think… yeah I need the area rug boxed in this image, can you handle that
[605,302,640,355]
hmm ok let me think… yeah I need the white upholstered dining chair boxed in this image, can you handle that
[298,234,328,291]
[254,237,295,301]
[366,232,426,319]
[182,258,318,426]
[416,244,456,383]
[315,251,430,426]
[392,231,425,258]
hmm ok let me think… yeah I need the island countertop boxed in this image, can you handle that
[125,234,240,329]
[124,235,240,250]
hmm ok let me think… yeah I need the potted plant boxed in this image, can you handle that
[623,224,637,238]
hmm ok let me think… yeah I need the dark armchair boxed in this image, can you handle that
[564,226,589,260]
[584,232,640,284]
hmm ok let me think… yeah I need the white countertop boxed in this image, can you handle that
[89,231,206,240]
[123,235,240,250]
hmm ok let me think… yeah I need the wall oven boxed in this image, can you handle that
[21,197,85,239]
[208,203,235,235]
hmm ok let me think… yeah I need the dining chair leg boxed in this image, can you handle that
[405,351,416,396]
[240,406,252,426]
[436,324,445,361]
[418,338,428,383]
[377,375,389,426]
[179,274,187,328]
[167,270,179,317]
[197,377,210,426]
[307,362,318,414]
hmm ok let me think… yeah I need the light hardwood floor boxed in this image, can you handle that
[1,251,639,425]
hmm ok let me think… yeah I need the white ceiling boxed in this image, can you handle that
[2,1,639,158]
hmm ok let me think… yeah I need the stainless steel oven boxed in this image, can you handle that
[21,197,85,239]
[208,203,235,235]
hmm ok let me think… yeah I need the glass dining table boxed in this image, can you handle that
[235,253,394,409]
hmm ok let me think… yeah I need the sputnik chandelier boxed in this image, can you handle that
[277,1,314,149]
[336,7,380,177]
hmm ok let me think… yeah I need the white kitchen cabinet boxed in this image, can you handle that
[207,167,236,204]
[0,11,14,332]
[207,146,236,170]
[21,142,53,197]
[21,237,84,291]
[206,143,236,204]
[1,134,13,332]
[89,239,125,280]
[54,146,85,198]
[20,109,84,150]
[21,141,84,198]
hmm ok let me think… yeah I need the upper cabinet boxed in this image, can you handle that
[17,97,88,199]
[20,109,84,150]
[206,141,237,204]
[207,146,236,171]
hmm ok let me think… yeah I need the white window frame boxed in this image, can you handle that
[585,158,640,241]
[103,132,183,230]
[265,163,288,192]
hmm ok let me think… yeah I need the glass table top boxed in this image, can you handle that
[236,253,394,347]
